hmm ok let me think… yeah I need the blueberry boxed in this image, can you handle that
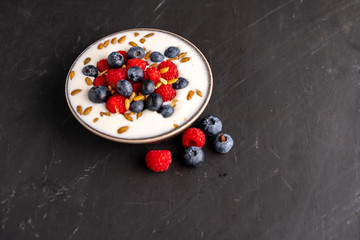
[145,93,163,111]
[213,133,234,153]
[150,51,164,62]
[141,79,155,95]
[88,86,110,103]
[164,46,180,58]
[159,105,174,118]
[172,77,189,89]
[127,46,145,59]
[183,146,205,167]
[82,65,98,77]
[116,80,133,97]
[130,100,144,113]
[107,52,124,68]
[127,66,143,82]
[200,115,223,136]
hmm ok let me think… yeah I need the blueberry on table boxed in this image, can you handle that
[88,86,110,103]
[141,79,155,95]
[183,146,205,167]
[127,66,143,82]
[145,93,163,111]
[200,115,223,136]
[172,77,189,89]
[127,46,145,59]
[213,133,234,153]
[82,65,98,77]
[164,46,180,58]
[159,105,174,118]
[150,51,165,62]
[130,100,144,113]
[116,80,133,97]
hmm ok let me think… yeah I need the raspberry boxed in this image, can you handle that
[154,84,176,102]
[182,128,206,148]
[157,60,178,80]
[143,70,149,80]
[97,59,111,72]
[127,58,146,71]
[146,67,161,84]
[130,82,142,94]
[105,94,126,114]
[93,75,107,86]
[118,50,128,63]
[145,150,172,172]
[106,68,127,89]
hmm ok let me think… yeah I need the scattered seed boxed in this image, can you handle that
[129,41,138,47]
[145,51,151,60]
[71,89,82,95]
[160,67,169,73]
[111,37,116,44]
[220,134,226,142]
[103,40,109,47]
[180,57,191,63]
[155,82,162,89]
[196,90,203,97]
[122,64,126,68]
[124,113,133,122]
[187,90,194,100]
[134,32,139,37]
[84,57,91,65]
[134,95,145,101]
[168,57,178,61]
[70,71,75,80]
[167,78,178,85]
[125,99,130,110]
[83,107,92,115]
[140,38,146,44]
[98,43,103,49]
[99,69,108,76]
[149,63,158,68]
[137,112,142,119]
[173,124,178,129]
[129,92,136,101]
[129,112,135,115]
[76,106,82,115]
[144,33,154,38]
[108,86,112,91]
[171,101,176,108]
[178,52,187,58]
[93,118,99,123]
[100,112,104,117]
[117,126,129,134]
[111,90,115,95]
[118,36,126,43]
[104,112,110,116]
[159,78,167,85]
[85,77,92,86]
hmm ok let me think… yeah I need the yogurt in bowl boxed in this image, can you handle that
[65,28,213,144]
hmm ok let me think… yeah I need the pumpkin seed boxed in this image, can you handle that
[129,92,136,101]
[173,124,178,129]
[155,82,162,89]
[111,37,116,44]
[187,90,194,100]
[180,57,190,63]
[98,43,103,49]
[160,67,169,73]
[159,78,167,85]
[149,63,158,68]
[134,32,139,37]
[125,99,130,110]
[167,78,178,85]
[145,51,151,60]
[117,126,129,134]
[76,106,82,115]
[124,113,133,122]
[178,52,187,58]
[134,95,145,101]
[83,107,92,115]
[168,57,178,61]
[118,36,126,43]
[84,57,91,65]
[70,71,75,80]
[71,89,82,95]
[144,33,154,38]
[93,118,99,123]
[196,90,202,97]
[85,77,92,86]
[137,112,142,119]
[129,41,138,47]
[103,40,109,47]
[140,38,145,44]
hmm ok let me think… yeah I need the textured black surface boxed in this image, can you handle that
[1,0,360,239]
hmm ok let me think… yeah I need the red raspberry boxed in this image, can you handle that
[106,68,127,89]
[97,59,111,72]
[157,60,178,80]
[154,84,176,102]
[127,58,146,71]
[146,67,161,84]
[143,70,149,80]
[130,82,142,94]
[118,50,128,63]
[182,128,206,148]
[93,75,107,86]
[106,94,126,114]
[145,150,172,172]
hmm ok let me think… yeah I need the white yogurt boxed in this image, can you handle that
[67,29,211,139]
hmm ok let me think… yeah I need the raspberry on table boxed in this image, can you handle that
[182,128,206,148]
[106,68,127,89]
[146,150,172,172]
[157,60,178,80]
[93,75,107,86]
[97,59,111,72]
[154,84,176,102]
[105,94,127,114]
[146,67,161,84]
[127,58,146,71]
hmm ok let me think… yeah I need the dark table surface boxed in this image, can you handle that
[2,0,360,239]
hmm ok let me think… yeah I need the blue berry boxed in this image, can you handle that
[150,51,164,62]
[116,80,133,97]
[159,105,174,118]
[213,133,233,153]
[200,116,223,136]
[141,79,155,95]
[145,93,163,111]
[127,46,145,59]
[107,52,124,68]
[127,66,143,82]
[82,65,98,77]
[164,46,180,58]
[130,100,144,113]
[88,86,110,103]
[183,146,204,167]
[172,77,189,89]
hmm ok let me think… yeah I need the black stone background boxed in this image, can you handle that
[1,0,360,239]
